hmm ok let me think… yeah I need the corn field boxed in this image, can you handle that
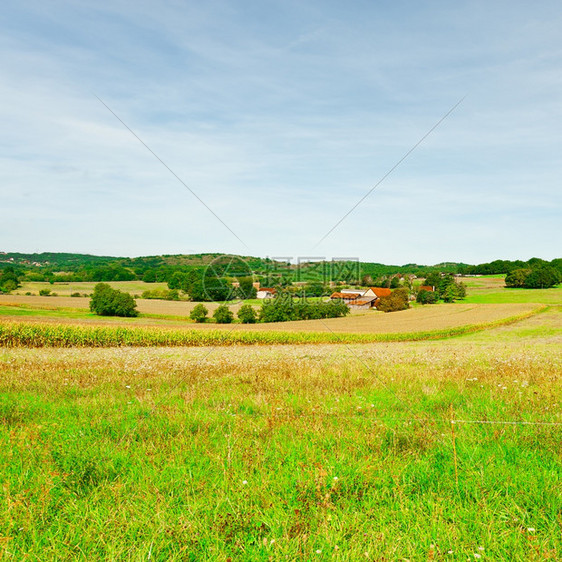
[0,307,542,347]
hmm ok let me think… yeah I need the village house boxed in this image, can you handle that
[330,286,393,309]
[256,287,276,299]
[329,291,363,304]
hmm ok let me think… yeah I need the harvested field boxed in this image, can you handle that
[0,300,543,337]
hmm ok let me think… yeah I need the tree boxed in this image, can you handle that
[2,279,18,293]
[259,295,349,323]
[524,267,560,289]
[238,304,257,324]
[190,304,208,323]
[200,270,234,302]
[213,305,234,324]
[89,283,138,317]
[442,284,458,303]
[390,276,400,289]
[505,269,530,288]
[377,288,410,312]
[167,271,186,290]
[417,289,438,304]
[0,267,20,293]
[423,272,441,289]
[142,270,157,283]
[259,295,294,322]
[237,277,257,300]
[303,281,326,297]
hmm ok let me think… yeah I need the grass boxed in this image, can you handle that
[13,280,169,297]
[464,287,562,304]
[459,276,562,304]
[0,310,561,559]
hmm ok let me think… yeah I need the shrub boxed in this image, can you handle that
[213,305,234,324]
[89,283,138,317]
[39,289,51,296]
[71,292,81,297]
[238,304,257,324]
[190,304,208,323]
[141,289,180,301]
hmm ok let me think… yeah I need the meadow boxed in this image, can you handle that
[0,278,560,559]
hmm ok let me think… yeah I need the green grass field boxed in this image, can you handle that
[0,278,561,559]
[13,280,169,297]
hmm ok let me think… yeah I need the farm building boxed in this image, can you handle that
[367,287,392,299]
[330,292,362,303]
[330,287,393,309]
[256,288,276,299]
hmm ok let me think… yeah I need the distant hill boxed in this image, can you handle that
[0,251,559,285]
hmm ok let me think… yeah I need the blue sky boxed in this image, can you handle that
[1,1,560,264]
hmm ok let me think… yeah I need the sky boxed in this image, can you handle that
[1,0,561,265]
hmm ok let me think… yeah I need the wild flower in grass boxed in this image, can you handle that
[527,527,535,533]
[125,385,131,388]
[333,476,338,481]
[447,550,453,554]
[242,480,248,485]
[315,549,322,554]
[478,546,485,551]
[474,554,481,559]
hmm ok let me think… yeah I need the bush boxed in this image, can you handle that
[213,305,234,324]
[190,304,208,323]
[71,292,81,297]
[141,289,180,301]
[238,304,257,324]
[89,283,138,317]
[39,289,51,296]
